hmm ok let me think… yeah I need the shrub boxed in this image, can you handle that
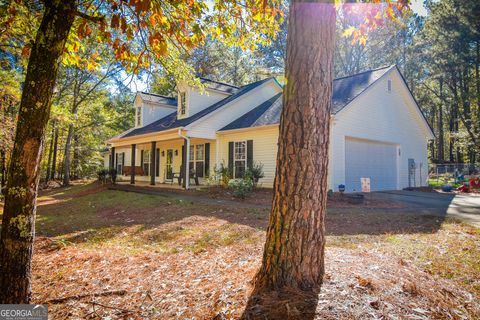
[215,164,232,188]
[97,169,109,184]
[228,178,253,199]
[245,162,265,188]
[109,168,117,184]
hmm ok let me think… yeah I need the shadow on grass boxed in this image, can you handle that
[28,182,455,246]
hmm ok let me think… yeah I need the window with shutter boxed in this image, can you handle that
[233,141,246,178]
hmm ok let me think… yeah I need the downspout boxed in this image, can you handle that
[177,129,190,190]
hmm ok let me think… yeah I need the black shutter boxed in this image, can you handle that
[122,152,125,175]
[205,143,210,177]
[156,148,160,177]
[228,142,234,174]
[110,147,115,169]
[247,140,253,170]
[115,153,118,171]
[140,150,144,175]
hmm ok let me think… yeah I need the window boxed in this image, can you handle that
[179,91,186,116]
[143,150,150,176]
[116,153,124,175]
[189,144,205,177]
[234,141,246,178]
[136,107,142,126]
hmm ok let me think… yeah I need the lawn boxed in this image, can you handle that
[1,182,479,319]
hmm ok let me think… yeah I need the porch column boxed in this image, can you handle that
[110,147,115,170]
[182,138,190,189]
[150,141,156,185]
[130,144,136,184]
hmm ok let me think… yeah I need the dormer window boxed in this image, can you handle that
[179,91,187,116]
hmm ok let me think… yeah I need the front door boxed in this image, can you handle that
[166,149,173,180]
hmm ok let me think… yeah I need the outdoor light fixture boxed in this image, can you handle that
[175,150,178,156]
[162,151,165,157]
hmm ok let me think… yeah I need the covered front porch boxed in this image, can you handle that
[108,130,216,189]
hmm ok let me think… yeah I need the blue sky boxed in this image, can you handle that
[411,0,428,16]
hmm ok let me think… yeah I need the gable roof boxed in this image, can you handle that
[220,93,283,131]
[332,65,394,113]
[219,66,395,131]
[138,92,176,106]
[121,77,272,138]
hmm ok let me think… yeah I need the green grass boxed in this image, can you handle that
[428,178,462,188]
[28,182,263,255]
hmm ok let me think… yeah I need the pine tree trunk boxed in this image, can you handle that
[51,125,59,180]
[0,0,76,303]
[0,150,5,191]
[437,77,445,162]
[45,123,55,182]
[73,133,79,180]
[253,1,335,293]
[63,123,74,186]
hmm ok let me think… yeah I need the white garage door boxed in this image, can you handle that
[345,138,398,192]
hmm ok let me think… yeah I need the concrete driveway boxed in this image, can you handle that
[370,190,480,227]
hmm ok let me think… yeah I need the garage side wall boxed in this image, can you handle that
[330,72,431,191]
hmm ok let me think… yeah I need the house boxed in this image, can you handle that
[105,65,434,192]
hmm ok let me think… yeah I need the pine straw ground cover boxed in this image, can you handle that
[0,182,479,319]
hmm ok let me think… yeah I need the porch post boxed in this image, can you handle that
[110,147,115,170]
[182,138,190,189]
[150,141,156,185]
[130,144,136,184]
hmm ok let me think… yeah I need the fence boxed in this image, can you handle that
[428,163,480,185]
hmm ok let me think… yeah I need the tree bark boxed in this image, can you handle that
[253,1,335,293]
[0,0,76,303]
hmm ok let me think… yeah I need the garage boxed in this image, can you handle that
[345,137,398,192]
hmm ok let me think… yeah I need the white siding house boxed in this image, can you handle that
[106,66,434,192]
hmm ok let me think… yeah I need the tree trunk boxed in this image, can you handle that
[45,122,55,183]
[0,0,76,303]
[0,150,5,191]
[63,123,75,186]
[73,133,79,180]
[51,125,59,180]
[253,1,335,293]
[437,77,445,162]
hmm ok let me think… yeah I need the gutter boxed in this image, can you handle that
[177,129,190,190]
[107,127,181,144]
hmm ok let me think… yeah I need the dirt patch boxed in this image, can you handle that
[327,193,406,209]
[199,186,274,206]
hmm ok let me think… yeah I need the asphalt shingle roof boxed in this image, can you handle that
[138,92,176,106]
[122,77,272,138]
[219,65,394,131]
[200,78,239,94]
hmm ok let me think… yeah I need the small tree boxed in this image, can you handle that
[0,0,283,304]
